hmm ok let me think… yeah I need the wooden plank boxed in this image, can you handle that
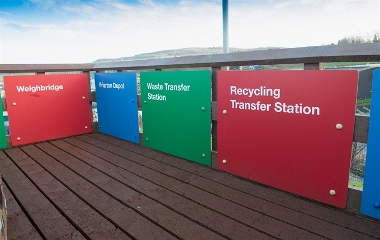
[0,151,86,239]
[49,139,266,240]
[84,71,95,134]
[0,176,7,240]
[210,151,371,221]
[210,150,374,222]
[1,98,6,112]
[73,134,351,239]
[68,136,323,239]
[304,63,323,70]
[20,144,177,240]
[211,101,217,121]
[93,43,380,71]
[92,122,98,133]
[212,150,217,168]
[354,115,369,143]
[2,133,380,239]
[137,95,142,109]
[1,43,379,73]
[90,91,96,103]
[201,170,380,237]
[90,133,380,238]
[212,67,219,102]
[5,137,11,150]
[5,147,132,240]
[2,180,43,240]
[212,67,220,153]
[90,87,98,133]
[37,141,226,240]
[188,173,377,240]
[0,64,94,73]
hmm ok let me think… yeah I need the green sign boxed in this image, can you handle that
[0,99,7,149]
[141,70,211,165]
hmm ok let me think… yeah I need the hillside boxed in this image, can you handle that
[93,47,281,63]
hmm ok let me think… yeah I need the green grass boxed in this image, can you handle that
[349,180,364,189]
[261,62,380,70]
[357,98,371,107]
[323,62,380,67]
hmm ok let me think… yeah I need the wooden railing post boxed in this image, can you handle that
[2,98,11,148]
[84,71,97,132]
[211,67,220,168]
[304,63,323,70]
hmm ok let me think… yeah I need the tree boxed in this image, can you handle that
[337,31,379,44]
[338,37,350,44]
[373,33,379,42]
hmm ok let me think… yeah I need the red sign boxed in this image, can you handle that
[217,70,358,208]
[4,74,92,146]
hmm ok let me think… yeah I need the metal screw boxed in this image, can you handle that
[82,96,86,99]
[202,154,205,158]
[223,110,227,115]
[144,101,147,104]
[146,138,149,141]
[336,124,343,130]
[222,159,227,164]
[132,100,134,103]
[329,190,336,196]
[85,126,88,129]
[201,107,205,111]
[17,137,20,141]
[13,102,16,106]
[374,202,380,209]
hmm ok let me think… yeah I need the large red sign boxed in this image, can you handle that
[4,74,92,146]
[217,70,358,208]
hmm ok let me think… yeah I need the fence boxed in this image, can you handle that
[0,42,380,212]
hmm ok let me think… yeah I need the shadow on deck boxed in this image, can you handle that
[1,133,379,240]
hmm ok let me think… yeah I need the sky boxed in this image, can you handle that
[0,0,379,64]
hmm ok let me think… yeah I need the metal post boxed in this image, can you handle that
[223,0,229,54]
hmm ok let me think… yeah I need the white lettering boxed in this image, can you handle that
[274,102,320,115]
[164,83,190,91]
[16,84,64,93]
[113,83,124,90]
[230,86,280,99]
[230,99,271,111]
[147,83,163,90]
[148,93,166,101]
[230,86,237,95]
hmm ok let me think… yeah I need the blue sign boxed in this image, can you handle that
[361,70,380,219]
[95,72,140,144]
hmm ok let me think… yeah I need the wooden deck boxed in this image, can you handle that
[0,133,379,240]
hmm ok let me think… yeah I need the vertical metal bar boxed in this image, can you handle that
[223,0,229,54]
